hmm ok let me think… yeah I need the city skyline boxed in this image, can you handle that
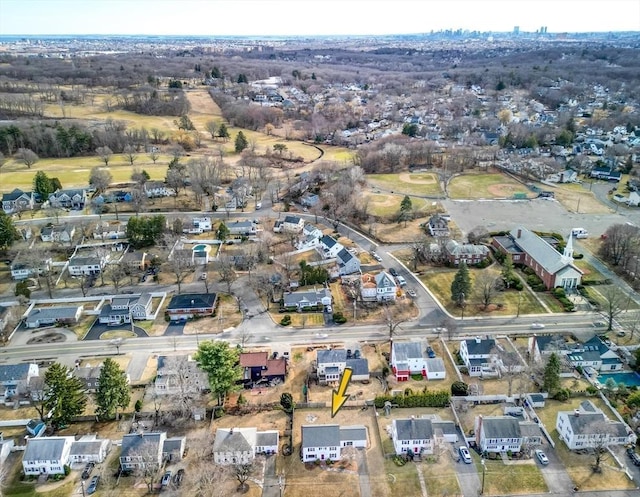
[1,0,639,37]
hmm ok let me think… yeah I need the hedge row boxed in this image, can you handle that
[374,390,450,408]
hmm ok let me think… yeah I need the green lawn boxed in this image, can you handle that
[479,459,547,495]
[420,266,547,317]
[448,172,531,199]
[367,172,443,196]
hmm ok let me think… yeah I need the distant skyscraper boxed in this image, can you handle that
[513,26,520,35]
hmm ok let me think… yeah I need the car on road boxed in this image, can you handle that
[87,475,100,495]
[535,449,549,465]
[371,252,383,262]
[396,275,407,287]
[81,462,95,480]
[458,446,472,464]
[406,288,417,298]
[389,268,398,277]
[161,471,172,487]
[530,323,545,329]
[316,333,328,339]
[628,450,640,466]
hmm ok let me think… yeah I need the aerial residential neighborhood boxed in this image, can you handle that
[0,9,640,497]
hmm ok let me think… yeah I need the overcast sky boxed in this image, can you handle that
[1,0,639,36]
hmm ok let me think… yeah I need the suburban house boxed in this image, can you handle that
[391,417,435,456]
[590,166,621,182]
[336,248,361,276]
[528,335,623,371]
[492,227,582,290]
[296,224,324,250]
[227,220,257,237]
[22,436,75,475]
[68,254,109,276]
[154,354,209,395]
[474,416,529,454]
[145,181,174,198]
[0,363,39,401]
[73,365,102,392]
[2,189,34,214]
[120,250,150,272]
[213,427,279,465]
[281,215,305,233]
[238,352,287,387]
[301,424,368,462]
[183,217,212,234]
[68,435,110,464]
[10,253,52,280]
[165,293,217,321]
[427,214,450,237]
[24,306,83,329]
[93,220,126,240]
[566,335,624,371]
[163,436,187,462]
[283,288,332,311]
[98,293,154,324]
[319,235,344,258]
[40,223,76,243]
[120,432,166,470]
[316,349,369,385]
[556,400,634,450]
[48,189,87,210]
[360,271,397,302]
[300,192,320,207]
[391,341,445,381]
[459,337,500,377]
[444,240,490,266]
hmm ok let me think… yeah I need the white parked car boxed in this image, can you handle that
[371,252,383,262]
[530,323,545,329]
[535,449,549,465]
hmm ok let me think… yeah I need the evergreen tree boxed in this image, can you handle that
[44,363,87,431]
[451,262,471,304]
[542,352,561,394]
[218,123,230,140]
[399,195,413,226]
[0,211,19,250]
[95,358,131,421]
[194,341,241,405]
[234,131,249,153]
[33,171,55,200]
[211,66,222,79]
[216,221,230,241]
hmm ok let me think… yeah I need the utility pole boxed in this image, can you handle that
[278,473,285,497]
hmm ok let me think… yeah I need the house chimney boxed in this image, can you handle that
[191,300,195,305]
[574,409,580,417]
[517,229,522,238]
[475,336,481,344]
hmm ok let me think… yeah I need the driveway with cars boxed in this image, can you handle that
[84,319,148,340]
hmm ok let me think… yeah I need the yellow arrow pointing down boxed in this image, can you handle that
[331,367,353,418]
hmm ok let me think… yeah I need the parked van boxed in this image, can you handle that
[571,228,588,239]
[396,275,407,287]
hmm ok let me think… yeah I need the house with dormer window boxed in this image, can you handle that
[459,337,499,377]
[301,424,367,462]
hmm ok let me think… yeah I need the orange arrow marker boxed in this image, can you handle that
[331,367,353,418]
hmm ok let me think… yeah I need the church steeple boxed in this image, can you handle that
[562,232,574,262]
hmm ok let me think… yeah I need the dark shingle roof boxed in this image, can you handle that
[166,293,217,311]
[346,358,369,376]
[463,338,495,356]
[395,418,433,440]
[0,363,33,383]
[318,349,347,364]
[481,416,522,440]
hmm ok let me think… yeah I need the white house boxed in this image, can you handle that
[227,220,257,236]
[475,416,523,454]
[459,337,498,377]
[316,349,370,385]
[93,220,126,240]
[283,288,332,311]
[10,257,52,280]
[22,436,75,475]
[0,363,39,401]
[392,417,435,456]
[120,432,166,471]
[24,306,83,328]
[319,235,344,258]
[424,358,446,380]
[301,424,367,462]
[375,271,397,301]
[48,189,87,210]
[213,427,279,465]
[40,223,76,243]
[145,181,174,198]
[566,335,623,372]
[336,248,361,276]
[556,400,634,451]
[154,354,209,395]
[69,435,110,464]
[296,224,323,250]
[98,293,154,324]
[390,341,430,381]
[68,254,109,276]
[281,215,305,233]
[2,189,34,214]
[183,217,212,234]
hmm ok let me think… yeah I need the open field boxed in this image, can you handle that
[367,172,443,197]
[419,266,548,317]
[480,459,547,495]
[361,192,436,218]
[448,172,531,199]
[552,182,614,215]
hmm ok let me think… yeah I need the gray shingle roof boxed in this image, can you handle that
[394,418,433,440]
[509,227,575,275]
[24,437,71,461]
[0,363,33,383]
[432,420,457,436]
[256,431,278,447]
[213,428,256,453]
[70,440,107,456]
[339,426,367,442]
[346,358,369,376]
[302,425,340,448]
[318,349,347,364]
[375,271,395,288]
[120,432,164,459]
[25,306,80,324]
[393,342,427,361]
[481,416,522,440]
[425,358,446,373]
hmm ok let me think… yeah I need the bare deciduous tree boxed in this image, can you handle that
[17,148,39,168]
[95,146,113,166]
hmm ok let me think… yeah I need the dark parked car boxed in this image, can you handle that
[173,468,185,487]
[81,462,95,480]
[87,475,100,495]
[389,268,398,277]
[630,452,640,466]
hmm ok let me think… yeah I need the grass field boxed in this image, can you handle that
[419,265,548,317]
[448,172,531,199]
[480,459,547,495]
[551,182,613,215]
[367,172,443,197]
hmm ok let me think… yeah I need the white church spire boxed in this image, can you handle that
[562,232,574,262]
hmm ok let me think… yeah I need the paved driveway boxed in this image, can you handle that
[84,320,148,340]
[163,321,186,336]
